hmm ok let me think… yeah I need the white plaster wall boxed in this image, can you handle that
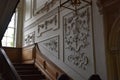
[36,3,95,80]
[92,0,107,80]
[16,0,24,48]
[22,0,108,80]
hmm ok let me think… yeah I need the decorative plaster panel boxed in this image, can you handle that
[63,5,94,78]
[39,35,59,58]
[24,31,35,46]
[24,0,32,21]
[37,14,59,37]
[33,0,59,15]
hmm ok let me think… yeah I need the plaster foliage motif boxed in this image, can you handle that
[40,36,59,58]
[37,14,58,37]
[34,0,58,15]
[24,31,35,46]
[63,7,91,70]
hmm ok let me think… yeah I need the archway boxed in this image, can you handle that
[108,16,120,80]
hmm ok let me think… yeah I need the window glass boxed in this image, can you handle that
[7,28,14,37]
[2,13,16,47]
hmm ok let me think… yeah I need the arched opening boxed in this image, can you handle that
[108,16,120,80]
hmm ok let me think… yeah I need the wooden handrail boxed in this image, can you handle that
[0,47,21,80]
[34,43,72,80]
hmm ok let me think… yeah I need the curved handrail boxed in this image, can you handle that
[0,47,21,80]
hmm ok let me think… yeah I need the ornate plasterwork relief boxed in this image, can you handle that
[63,5,93,73]
[33,0,59,15]
[39,35,59,58]
[24,31,35,46]
[37,14,59,37]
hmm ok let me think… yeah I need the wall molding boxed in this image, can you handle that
[63,6,90,69]
[39,35,59,58]
[24,7,59,31]
[33,0,59,15]
[37,14,59,38]
[24,0,32,21]
[24,31,35,46]
[63,4,94,78]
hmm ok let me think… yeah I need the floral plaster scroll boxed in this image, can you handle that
[24,31,35,46]
[39,35,59,58]
[37,14,59,37]
[63,5,94,74]
[33,0,59,15]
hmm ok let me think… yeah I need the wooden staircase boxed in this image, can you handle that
[14,63,48,80]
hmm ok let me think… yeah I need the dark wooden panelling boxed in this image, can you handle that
[35,53,61,80]
[34,44,72,80]
[22,44,35,63]
[21,44,72,80]
[3,47,22,63]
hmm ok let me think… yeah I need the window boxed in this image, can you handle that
[2,13,17,47]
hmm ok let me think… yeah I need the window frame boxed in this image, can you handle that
[2,12,17,47]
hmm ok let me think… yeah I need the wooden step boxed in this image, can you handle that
[14,64,35,69]
[14,64,38,71]
[13,63,34,67]
[17,70,42,75]
[13,63,48,80]
[20,74,46,80]
[15,66,37,71]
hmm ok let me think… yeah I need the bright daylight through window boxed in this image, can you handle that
[2,13,17,47]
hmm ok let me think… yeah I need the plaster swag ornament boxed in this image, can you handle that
[40,36,59,58]
[34,0,58,15]
[43,37,58,53]
[63,6,91,70]
[24,32,35,46]
[37,15,58,37]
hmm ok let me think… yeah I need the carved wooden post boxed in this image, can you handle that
[33,43,37,64]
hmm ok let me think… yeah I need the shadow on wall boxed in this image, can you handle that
[57,73,70,80]
[88,74,102,80]
[57,73,102,80]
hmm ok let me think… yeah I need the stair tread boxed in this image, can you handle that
[20,74,46,79]
[15,66,38,70]
[17,70,41,72]
[20,74,43,76]
[15,67,37,70]
[14,63,47,80]
[18,71,42,75]
[13,63,34,66]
